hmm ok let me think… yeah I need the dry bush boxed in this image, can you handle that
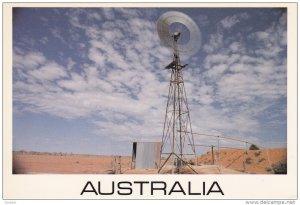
[272,161,287,174]
[265,167,273,172]
[245,157,252,164]
[254,151,261,157]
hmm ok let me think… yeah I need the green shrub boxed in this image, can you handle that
[249,144,260,150]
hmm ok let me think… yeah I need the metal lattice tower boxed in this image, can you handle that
[158,32,197,174]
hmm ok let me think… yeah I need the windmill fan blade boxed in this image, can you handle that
[157,11,201,57]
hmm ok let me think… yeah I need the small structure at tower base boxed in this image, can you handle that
[131,142,161,169]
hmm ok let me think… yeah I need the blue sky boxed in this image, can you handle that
[13,8,287,155]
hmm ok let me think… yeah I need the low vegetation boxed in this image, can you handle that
[272,161,287,174]
[249,144,260,150]
[245,157,252,164]
[254,151,261,157]
[265,167,273,172]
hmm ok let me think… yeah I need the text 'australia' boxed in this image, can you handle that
[81,181,224,196]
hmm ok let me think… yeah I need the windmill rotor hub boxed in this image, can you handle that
[172,31,181,41]
[157,11,201,57]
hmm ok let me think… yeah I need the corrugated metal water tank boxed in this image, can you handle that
[132,142,161,169]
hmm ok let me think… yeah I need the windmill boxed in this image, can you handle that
[157,11,201,173]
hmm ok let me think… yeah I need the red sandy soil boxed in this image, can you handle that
[13,148,286,174]
[192,148,287,174]
[13,151,131,174]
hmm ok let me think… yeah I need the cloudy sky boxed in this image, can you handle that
[13,7,287,155]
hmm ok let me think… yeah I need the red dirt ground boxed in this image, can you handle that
[13,152,131,174]
[13,148,286,174]
[192,148,287,174]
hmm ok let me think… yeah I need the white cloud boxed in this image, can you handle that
[255,46,282,58]
[39,37,48,44]
[221,15,240,29]
[87,12,102,21]
[28,62,67,81]
[57,72,87,92]
[40,16,48,22]
[220,12,249,29]
[116,8,141,18]
[204,53,240,69]
[88,47,106,67]
[203,13,250,54]
[229,42,243,53]
[103,8,115,20]
[67,57,76,71]
[50,27,66,43]
[206,64,228,79]
[255,31,269,41]
[13,50,46,70]
[249,12,286,59]
[203,32,223,53]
